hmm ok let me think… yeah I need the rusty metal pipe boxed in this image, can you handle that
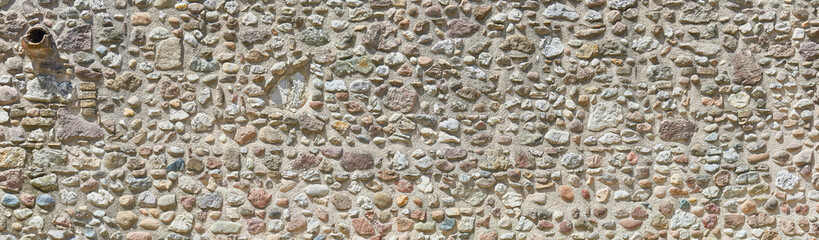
[22,26,54,59]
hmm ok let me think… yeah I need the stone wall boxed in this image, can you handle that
[0,0,813,239]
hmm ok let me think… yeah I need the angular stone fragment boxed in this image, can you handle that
[446,19,480,38]
[24,75,73,103]
[732,48,762,85]
[775,170,799,191]
[106,71,142,91]
[544,3,579,20]
[74,67,103,81]
[608,0,635,10]
[239,29,270,44]
[383,86,418,113]
[155,37,183,70]
[544,129,569,145]
[0,147,25,169]
[0,20,26,39]
[300,27,329,46]
[57,25,92,51]
[331,56,373,76]
[479,148,509,171]
[330,193,351,210]
[499,34,535,53]
[587,101,622,131]
[540,36,563,58]
[340,152,374,171]
[292,152,321,170]
[679,3,714,24]
[247,188,271,208]
[169,213,194,233]
[298,114,325,133]
[197,193,222,209]
[31,173,57,192]
[657,119,697,141]
[352,218,375,235]
[363,22,401,51]
[233,125,257,145]
[97,27,124,44]
[258,126,284,144]
[800,41,819,60]
[713,170,731,187]
[0,168,23,192]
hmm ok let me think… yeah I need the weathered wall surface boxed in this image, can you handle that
[0,0,813,239]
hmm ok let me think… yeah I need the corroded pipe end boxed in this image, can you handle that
[22,26,54,59]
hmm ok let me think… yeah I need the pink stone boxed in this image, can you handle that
[247,188,271,209]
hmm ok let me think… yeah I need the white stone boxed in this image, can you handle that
[544,129,569,145]
[587,101,623,131]
[438,118,460,133]
[775,170,799,190]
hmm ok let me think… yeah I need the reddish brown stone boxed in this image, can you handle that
[233,125,257,145]
[292,152,321,170]
[632,207,648,219]
[286,217,307,232]
[75,67,103,81]
[125,232,152,240]
[395,216,414,231]
[434,160,455,172]
[713,170,731,187]
[748,212,775,228]
[558,220,573,233]
[246,218,266,234]
[446,19,480,37]
[619,219,643,229]
[298,114,325,133]
[443,148,467,160]
[363,22,402,51]
[514,152,535,169]
[157,78,180,99]
[383,86,417,113]
[801,41,819,60]
[396,179,414,193]
[80,179,100,192]
[320,147,343,158]
[180,196,196,210]
[702,214,717,229]
[57,25,93,51]
[20,193,35,207]
[724,213,745,229]
[352,217,375,236]
[247,188,271,209]
[537,220,554,229]
[795,203,810,215]
[657,201,673,216]
[558,185,574,202]
[340,152,374,171]
[478,231,498,240]
[732,48,762,85]
[704,203,720,213]
[377,169,399,181]
[0,169,23,193]
[657,119,697,141]
[345,101,364,113]
[592,207,608,218]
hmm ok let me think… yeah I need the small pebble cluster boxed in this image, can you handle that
[0,0,816,239]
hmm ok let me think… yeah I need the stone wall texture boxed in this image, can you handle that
[0,0,814,239]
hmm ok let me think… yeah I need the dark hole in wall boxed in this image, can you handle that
[27,28,47,43]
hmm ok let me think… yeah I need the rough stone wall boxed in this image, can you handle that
[0,0,815,239]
